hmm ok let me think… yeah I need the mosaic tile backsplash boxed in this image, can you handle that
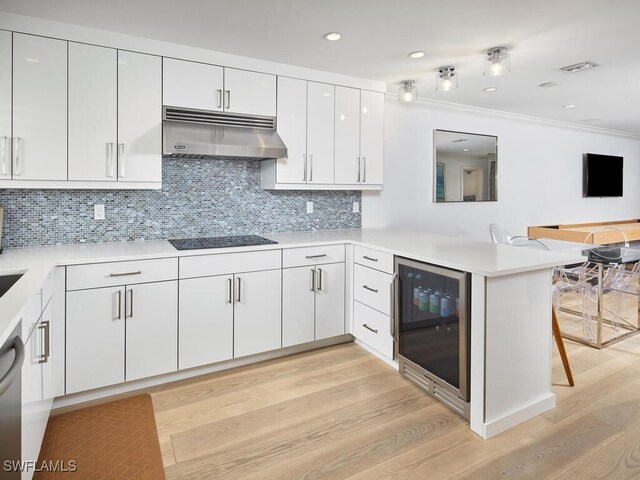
[0,158,362,248]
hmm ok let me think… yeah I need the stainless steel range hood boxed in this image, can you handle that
[162,107,287,160]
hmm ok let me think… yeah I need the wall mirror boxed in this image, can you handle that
[434,130,498,202]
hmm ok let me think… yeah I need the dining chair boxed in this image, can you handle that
[489,223,511,245]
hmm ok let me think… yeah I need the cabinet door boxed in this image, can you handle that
[163,58,224,111]
[179,275,233,370]
[22,318,44,480]
[0,30,10,179]
[282,266,315,347]
[68,42,118,181]
[359,90,384,185]
[224,68,276,117]
[306,82,335,184]
[66,287,125,394]
[275,77,307,184]
[125,281,178,381]
[12,33,67,181]
[315,263,345,340]
[334,86,361,184]
[117,51,162,182]
[234,270,281,357]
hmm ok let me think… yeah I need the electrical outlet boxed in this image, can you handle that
[352,201,360,213]
[94,204,105,220]
[306,201,314,214]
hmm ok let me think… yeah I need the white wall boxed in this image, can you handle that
[362,99,640,241]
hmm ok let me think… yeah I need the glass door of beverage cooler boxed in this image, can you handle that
[395,257,470,401]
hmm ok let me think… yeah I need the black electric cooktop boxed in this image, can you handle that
[169,235,278,250]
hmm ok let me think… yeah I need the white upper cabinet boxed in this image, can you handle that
[306,82,335,184]
[12,33,67,181]
[223,68,276,117]
[163,59,276,117]
[334,86,361,184]
[163,58,224,111]
[274,76,307,184]
[68,43,118,181]
[0,31,10,180]
[117,51,162,182]
[360,90,384,185]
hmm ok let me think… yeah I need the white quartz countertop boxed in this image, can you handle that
[0,227,585,345]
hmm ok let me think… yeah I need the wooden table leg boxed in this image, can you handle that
[552,307,575,386]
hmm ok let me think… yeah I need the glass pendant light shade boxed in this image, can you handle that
[485,47,510,76]
[436,66,457,91]
[398,80,417,102]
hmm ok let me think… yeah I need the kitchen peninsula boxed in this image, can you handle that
[0,227,584,448]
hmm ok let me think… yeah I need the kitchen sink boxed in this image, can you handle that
[0,274,23,299]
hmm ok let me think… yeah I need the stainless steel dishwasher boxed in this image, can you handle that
[0,322,24,479]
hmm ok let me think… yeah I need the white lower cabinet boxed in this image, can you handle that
[125,281,178,381]
[66,286,126,393]
[283,262,345,347]
[66,280,178,393]
[234,269,282,358]
[179,275,234,370]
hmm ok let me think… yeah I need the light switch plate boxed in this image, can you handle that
[306,201,313,214]
[94,204,105,220]
[353,201,360,213]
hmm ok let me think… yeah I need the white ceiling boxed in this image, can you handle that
[1,0,639,134]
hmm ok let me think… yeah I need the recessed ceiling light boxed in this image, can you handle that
[324,32,341,41]
[483,87,497,92]
[562,104,576,109]
[463,148,469,152]
[408,51,425,59]
[25,57,40,63]
[538,81,556,88]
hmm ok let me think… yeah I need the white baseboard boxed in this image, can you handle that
[481,392,556,439]
[53,335,353,410]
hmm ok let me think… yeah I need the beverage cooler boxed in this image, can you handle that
[394,257,471,418]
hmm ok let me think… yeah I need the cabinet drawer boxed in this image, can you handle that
[180,250,281,279]
[354,245,394,274]
[353,264,392,315]
[67,258,178,290]
[353,301,393,359]
[282,244,345,268]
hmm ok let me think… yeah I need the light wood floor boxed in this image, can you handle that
[150,335,640,480]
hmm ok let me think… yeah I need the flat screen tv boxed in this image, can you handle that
[582,153,623,197]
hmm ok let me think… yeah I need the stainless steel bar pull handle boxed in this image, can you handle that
[305,254,327,259]
[216,89,223,109]
[390,272,397,339]
[362,156,367,183]
[363,324,378,334]
[38,321,50,364]
[317,268,323,292]
[126,289,133,319]
[109,271,142,277]
[236,277,241,302]
[302,153,307,182]
[308,154,313,182]
[118,143,125,177]
[224,90,231,109]
[113,290,122,320]
[310,268,315,292]
[363,285,378,293]
[0,136,7,176]
[227,278,233,304]
[106,142,115,177]
[356,156,361,183]
[362,255,378,262]
[13,137,21,176]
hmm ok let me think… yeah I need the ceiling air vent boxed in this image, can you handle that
[163,107,276,130]
[560,61,599,73]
